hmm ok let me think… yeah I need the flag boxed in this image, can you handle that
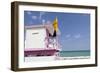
[47,17,60,37]
[53,17,58,32]
[52,17,58,37]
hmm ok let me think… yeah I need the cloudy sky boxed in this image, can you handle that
[24,11,90,51]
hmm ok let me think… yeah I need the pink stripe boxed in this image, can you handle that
[25,48,58,51]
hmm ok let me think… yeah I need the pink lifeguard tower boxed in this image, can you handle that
[24,24,61,57]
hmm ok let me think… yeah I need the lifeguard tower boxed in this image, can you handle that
[24,18,61,61]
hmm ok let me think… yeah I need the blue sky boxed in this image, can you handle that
[24,11,90,51]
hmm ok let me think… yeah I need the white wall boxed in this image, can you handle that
[25,28,46,49]
[0,0,99,73]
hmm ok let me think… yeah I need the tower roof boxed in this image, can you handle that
[25,24,54,36]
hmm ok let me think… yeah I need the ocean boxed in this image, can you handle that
[60,50,90,57]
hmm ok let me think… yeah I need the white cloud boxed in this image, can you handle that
[66,34,71,38]
[27,11,32,15]
[32,16,37,20]
[74,34,81,39]
[65,34,81,41]
[39,12,46,20]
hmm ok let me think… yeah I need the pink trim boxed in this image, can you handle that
[25,48,58,51]
[24,49,59,57]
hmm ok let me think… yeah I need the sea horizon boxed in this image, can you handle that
[60,50,90,57]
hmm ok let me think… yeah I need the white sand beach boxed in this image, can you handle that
[25,56,56,62]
